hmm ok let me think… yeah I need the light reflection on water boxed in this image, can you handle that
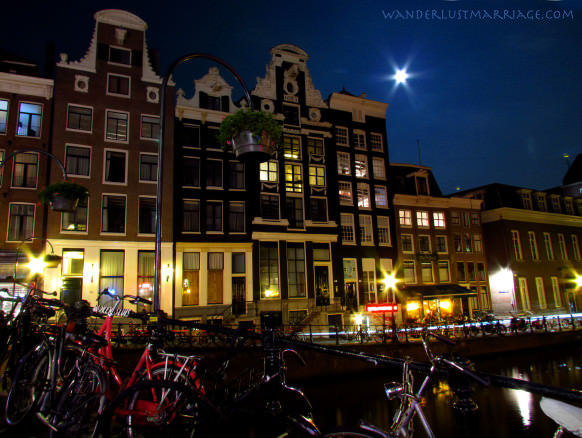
[303,344,582,438]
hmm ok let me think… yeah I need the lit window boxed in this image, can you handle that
[399,209,412,227]
[0,99,8,134]
[338,181,353,205]
[260,242,279,298]
[416,211,429,228]
[433,212,445,228]
[438,261,450,282]
[17,102,42,137]
[355,154,368,178]
[403,261,416,284]
[207,253,224,304]
[62,199,88,232]
[283,136,301,160]
[357,183,370,209]
[374,186,388,208]
[285,163,302,192]
[309,165,326,186]
[182,252,200,305]
[337,152,351,176]
[421,262,433,283]
[260,161,278,182]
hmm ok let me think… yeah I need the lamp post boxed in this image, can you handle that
[383,272,399,343]
[154,53,254,313]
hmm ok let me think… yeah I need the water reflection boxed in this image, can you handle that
[302,345,582,438]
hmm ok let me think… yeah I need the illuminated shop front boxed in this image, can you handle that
[400,285,478,322]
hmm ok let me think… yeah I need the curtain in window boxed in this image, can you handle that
[8,204,34,241]
[182,252,200,305]
[207,253,223,304]
[99,251,124,304]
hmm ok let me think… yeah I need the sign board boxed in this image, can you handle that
[366,303,398,313]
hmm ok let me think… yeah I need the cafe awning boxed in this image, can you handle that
[400,284,477,298]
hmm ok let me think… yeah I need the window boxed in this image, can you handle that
[551,277,562,307]
[287,243,306,298]
[12,153,38,187]
[416,211,429,228]
[7,204,35,241]
[309,166,325,186]
[260,194,279,220]
[104,150,126,183]
[511,230,523,261]
[232,253,246,274]
[140,115,160,140]
[558,234,568,260]
[473,234,483,253]
[283,136,301,160]
[464,233,472,252]
[457,262,466,281]
[370,133,383,151]
[335,126,348,145]
[62,199,87,232]
[421,262,433,283]
[551,196,561,213]
[471,212,480,225]
[462,212,471,227]
[401,234,413,253]
[438,261,450,282]
[571,235,581,260]
[477,263,486,281]
[66,146,90,177]
[340,214,355,243]
[307,137,324,156]
[435,235,448,253]
[359,215,373,245]
[544,233,554,260]
[182,252,200,305]
[372,157,386,179]
[207,253,224,304]
[433,212,445,228]
[99,251,124,302]
[467,263,476,281]
[206,159,223,189]
[338,181,353,205]
[206,201,223,232]
[102,195,125,233]
[109,46,131,65]
[374,186,388,208]
[353,130,366,149]
[285,163,302,192]
[229,162,245,190]
[403,261,416,284]
[528,231,539,261]
[183,200,200,232]
[337,152,351,176]
[357,183,371,209]
[66,105,92,132]
[183,157,200,187]
[536,193,547,211]
[17,102,41,137]
[450,211,460,225]
[565,198,575,215]
[139,154,157,182]
[0,99,7,134]
[138,197,156,234]
[518,277,531,310]
[418,235,431,253]
[536,277,547,309]
[354,155,368,178]
[137,251,155,307]
[229,202,244,233]
[105,110,128,142]
[207,127,222,150]
[416,176,429,196]
[377,216,390,246]
[286,196,304,228]
[521,192,532,209]
[181,124,200,148]
[310,197,327,222]
[454,234,462,252]
[260,242,279,298]
[107,74,130,96]
[399,209,412,227]
[283,105,299,126]
[260,161,278,182]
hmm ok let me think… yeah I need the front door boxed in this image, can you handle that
[314,266,330,306]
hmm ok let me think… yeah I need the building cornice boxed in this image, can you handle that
[393,194,483,210]
[328,92,388,119]
[0,73,53,99]
[481,207,582,228]
[251,231,338,242]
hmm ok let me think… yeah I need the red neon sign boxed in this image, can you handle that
[366,303,398,313]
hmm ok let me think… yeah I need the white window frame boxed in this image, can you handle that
[535,277,547,309]
[357,183,371,209]
[106,73,131,98]
[544,232,554,260]
[511,230,523,261]
[377,216,390,246]
[340,213,355,244]
[558,233,568,260]
[66,104,93,133]
[105,109,129,143]
[140,114,160,140]
[6,202,36,242]
[337,152,351,176]
[372,157,386,180]
[101,193,127,235]
[435,235,448,253]
[103,148,128,185]
[432,211,446,228]
[399,209,412,227]
[354,154,368,178]
[528,231,539,261]
[65,144,91,179]
[338,181,353,205]
[370,132,383,151]
[571,235,581,260]
[551,277,562,307]
[401,234,414,253]
[139,153,158,183]
[359,214,373,246]
[353,129,366,149]
[416,211,430,228]
[518,277,531,310]
[335,126,348,145]
[374,185,388,209]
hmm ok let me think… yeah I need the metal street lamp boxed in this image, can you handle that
[154,53,254,312]
[382,272,399,343]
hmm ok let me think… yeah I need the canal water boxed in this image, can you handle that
[302,343,582,437]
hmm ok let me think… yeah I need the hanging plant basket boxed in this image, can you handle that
[218,108,282,163]
[38,181,89,213]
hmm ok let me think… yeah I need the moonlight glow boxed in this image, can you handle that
[394,68,409,84]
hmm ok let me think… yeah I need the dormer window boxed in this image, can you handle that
[520,191,532,210]
[108,46,131,65]
[416,176,429,196]
[536,193,547,211]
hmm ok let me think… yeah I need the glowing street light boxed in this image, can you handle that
[394,68,409,85]
[381,272,400,343]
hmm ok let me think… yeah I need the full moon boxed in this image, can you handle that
[394,68,409,84]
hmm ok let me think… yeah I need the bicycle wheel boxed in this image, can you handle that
[95,379,211,438]
[4,346,49,425]
[48,362,108,438]
[322,428,385,438]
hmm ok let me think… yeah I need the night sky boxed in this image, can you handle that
[3,0,582,194]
